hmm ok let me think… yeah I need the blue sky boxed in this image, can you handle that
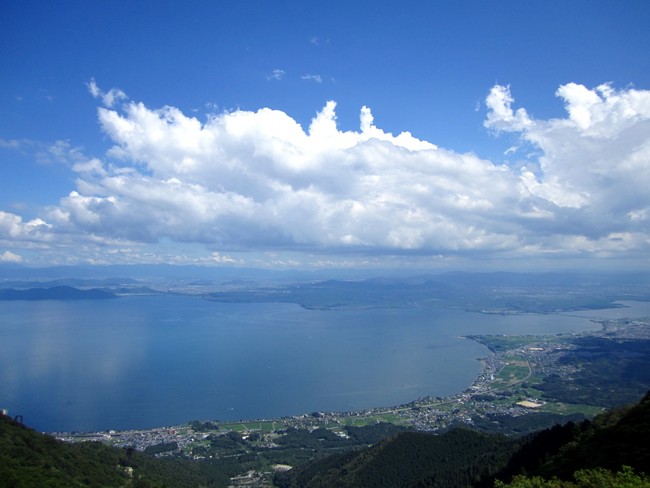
[1,1,650,270]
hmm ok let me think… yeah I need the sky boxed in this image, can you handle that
[1,1,650,271]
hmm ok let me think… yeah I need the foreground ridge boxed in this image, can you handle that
[4,390,649,487]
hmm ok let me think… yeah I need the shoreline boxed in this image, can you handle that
[48,334,494,437]
[49,314,650,455]
[19,301,650,436]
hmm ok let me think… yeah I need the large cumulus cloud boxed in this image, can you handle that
[2,81,650,265]
[485,83,650,248]
[60,92,521,253]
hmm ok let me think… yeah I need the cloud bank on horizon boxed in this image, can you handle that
[1,81,650,269]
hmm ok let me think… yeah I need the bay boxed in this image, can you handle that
[1,296,648,433]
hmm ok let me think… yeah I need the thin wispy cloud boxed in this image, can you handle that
[267,69,285,81]
[87,78,127,108]
[301,74,323,83]
[0,250,23,263]
[0,139,25,149]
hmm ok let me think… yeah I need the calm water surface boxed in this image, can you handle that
[1,296,648,432]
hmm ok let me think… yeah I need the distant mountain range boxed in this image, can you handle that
[0,277,139,289]
[0,286,116,300]
[2,266,650,310]
[206,272,650,312]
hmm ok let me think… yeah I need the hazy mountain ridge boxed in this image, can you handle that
[0,286,116,300]
[0,277,139,289]
[4,266,649,310]
[206,271,650,312]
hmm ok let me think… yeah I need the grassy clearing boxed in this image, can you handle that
[372,413,405,424]
[490,356,531,388]
[341,417,375,427]
[340,413,408,427]
[539,402,605,417]
[519,385,546,399]
[221,421,279,433]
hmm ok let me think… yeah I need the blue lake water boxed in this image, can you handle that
[1,296,649,433]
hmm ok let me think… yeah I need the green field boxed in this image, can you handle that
[220,421,279,433]
[340,412,407,427]
[469,335,554,353]
[539,402,605,417]
[490,355,531,388]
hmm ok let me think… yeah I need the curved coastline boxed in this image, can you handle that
[48,307,650,454]
[49,334,495,437]
[6,300,650,434]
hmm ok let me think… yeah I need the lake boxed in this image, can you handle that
[1,296,649,432]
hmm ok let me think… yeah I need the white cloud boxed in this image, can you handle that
[52,97,515,255]
[486,82,650,242]
[0,250,23,263]
[301,74,323,83]
[2,82,650,267]
[484,84,532,132]
[36,140,86,165]
[209,252,239,264]
[267,69,285,81]
[0,139,23,149]
[0,211,52,241]
[87,78,127,107]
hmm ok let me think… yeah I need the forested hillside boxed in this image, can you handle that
[276,391,650,487]
[2,392,649,487]
[0,414,229,487]
[275,428,517,488]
